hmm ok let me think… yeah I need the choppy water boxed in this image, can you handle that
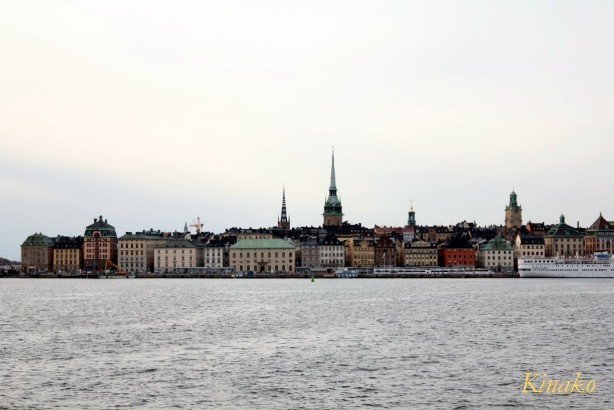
[1,278,613,409]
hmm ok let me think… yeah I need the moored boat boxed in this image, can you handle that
[518,252,614,278]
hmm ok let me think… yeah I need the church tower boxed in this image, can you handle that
[407,202,416,227]
[277,188,290,229]
[505,190,522,229]
[323,150,343,228]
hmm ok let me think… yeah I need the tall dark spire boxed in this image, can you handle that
[277,187,290,229]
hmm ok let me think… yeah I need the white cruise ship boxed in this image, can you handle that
[518,252,614,278]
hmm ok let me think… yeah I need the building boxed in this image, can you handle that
[83,215,118,271]
[319,235,344,267]
[438,236,476,268]
[415,225,452,243]
[544,214,583,257]
[277,188,290,230]
[515,234,545,259]
[584,213,614,255]
[53,236,83,273]
[21,233,54,273]
[345,237,375,267]
[374,235,399,267]
[204,241,226,268]
[404,240,438,266]
[118,230,166,273]
[505,190,522,229]
[299,237,320,268]
[154,240,203,273]
[230,239,296,273]
[477,236,514,272]
[323,150,343,228]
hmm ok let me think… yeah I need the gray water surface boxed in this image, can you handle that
[1,279,612,409]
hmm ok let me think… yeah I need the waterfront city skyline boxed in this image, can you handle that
[2,1,614,261]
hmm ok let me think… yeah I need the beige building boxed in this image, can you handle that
[514,234,545,259]
[299,237,320,268]
[154,240,203,273]
[345,238,375,267]
[21,233,54,273]
[119,230,167,273]
[544,215,583,257]
[230,239,296,273]
[477,236,514,272]
[404,240,438,266]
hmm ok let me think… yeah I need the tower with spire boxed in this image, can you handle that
[505,190,522,229]
[323,149,343,228]
[407,201,416,227]
[277,187,290,229]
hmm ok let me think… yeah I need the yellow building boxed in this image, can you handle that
[53,236,83,273]
[345,238,375,267]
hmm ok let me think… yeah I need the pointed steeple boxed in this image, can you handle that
[329,148,337,193]
[278,187,290,229]
[323,148,343,227]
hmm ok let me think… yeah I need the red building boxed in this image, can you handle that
[438,236,476,267]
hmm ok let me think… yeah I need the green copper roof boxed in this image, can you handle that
[480,236,513,251]
[547,214,582,237]
[21,233,54,247]
[84,215,117,238]
[231,239,295,249]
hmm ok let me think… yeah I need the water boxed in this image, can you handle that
[1,278,613,409]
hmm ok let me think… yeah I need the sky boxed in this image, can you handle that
[1,1,614,261]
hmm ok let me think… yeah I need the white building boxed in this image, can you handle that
[477,236,514,273]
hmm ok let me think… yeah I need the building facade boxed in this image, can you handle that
[318,235,344,267]
[477,236,514,272]
[118,230,166,273]
[515,234,545,259]
[230,239,296,273]
[53,236,83,273]
[154,240,202,273]
[438,236,476,267]
[21,233,54,273]
[544,214,583,257]
[584,213,614,255]
[300,237,320,268]
[204,242,226,268]
[83,216,118,271]
[404,240,438,266]
[345,238,375,267]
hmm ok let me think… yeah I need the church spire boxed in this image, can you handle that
[277,187,290,229]
[323,148,343,228]
[329,148,337,193]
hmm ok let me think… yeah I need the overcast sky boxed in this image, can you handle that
[1,1,613,261]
